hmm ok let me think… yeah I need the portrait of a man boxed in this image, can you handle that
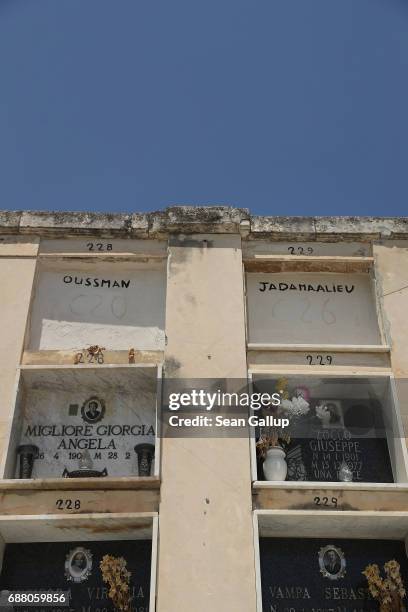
[318,545,346,580]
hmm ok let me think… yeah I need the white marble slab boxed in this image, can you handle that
[12,368,158,479]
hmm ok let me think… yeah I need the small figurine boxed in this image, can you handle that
[339,461,353,482]
[316,402,341,426]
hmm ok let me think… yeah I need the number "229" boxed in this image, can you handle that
[314,496,338,508]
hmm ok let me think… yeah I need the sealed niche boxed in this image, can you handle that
[253,375,404,483]
[0,539,151,611]
[28,260,166,351]
[246,272,382,346]
[259,537,408,612]
[4,367,158,479]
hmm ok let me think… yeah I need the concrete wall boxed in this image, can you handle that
[158,235,256,612]
[373,241,408,436]
[1,210,408,612]
[0,253,37,464]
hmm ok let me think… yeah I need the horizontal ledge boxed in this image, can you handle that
[255,509,408,522]
[0,477,161,491]
[0,511,158,521]
[255,508,408,539]
[252,481,407,491]
[244,258,373,273]
[38,253,167,260]
[0,512,157,542]
[255,509,408,516]
[0,254,38,259]
[247,343,390,353]
[21,350,164,367]
[19,363,159,370]
[249,255,374,263]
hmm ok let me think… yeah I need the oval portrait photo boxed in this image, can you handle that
[81,396,105,424]
[65,546,93,583]
[318,545,346,580]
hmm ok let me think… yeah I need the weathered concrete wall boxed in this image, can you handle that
[0,211,408,611]
[158,234,256,612]
[0,255,37,464]
[2,208,408,240]
[373,241,408,437]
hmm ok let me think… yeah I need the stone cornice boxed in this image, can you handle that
[0,207,407,240]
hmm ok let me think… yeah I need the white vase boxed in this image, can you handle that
[262,446,287,481]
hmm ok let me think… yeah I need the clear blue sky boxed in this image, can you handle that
[1,0,407,216]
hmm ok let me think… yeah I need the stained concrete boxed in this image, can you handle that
[0,208,406,240]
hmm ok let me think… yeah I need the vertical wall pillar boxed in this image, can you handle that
[373,242,408,440]
[158,234,256,612]
[0,253,37,465]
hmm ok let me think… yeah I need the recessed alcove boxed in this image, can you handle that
[254,510,408,612]
[27,259,167,351]
[246,271,383,347]
[250,372,408,484]
[0,513,158,611]
[0,365,160,480]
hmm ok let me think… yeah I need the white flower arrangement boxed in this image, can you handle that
[280,386,311,418]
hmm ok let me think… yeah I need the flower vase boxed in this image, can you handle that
[263,446,287,481]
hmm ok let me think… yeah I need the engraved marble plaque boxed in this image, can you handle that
[260,538,408,612]
[0,540,151,612]
[13,369,157,479]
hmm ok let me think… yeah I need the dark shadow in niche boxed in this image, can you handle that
[257,399,394,483]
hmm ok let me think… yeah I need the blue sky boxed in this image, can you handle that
[1,0,407,216]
